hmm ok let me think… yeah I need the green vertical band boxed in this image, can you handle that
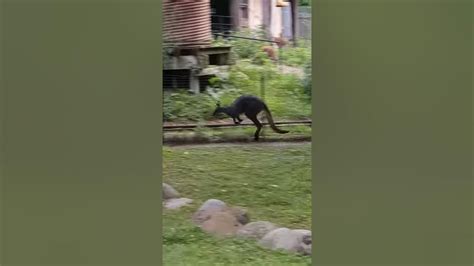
[313,0,472,265]
[1,1,163,264]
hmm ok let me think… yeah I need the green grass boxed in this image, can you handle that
[279,46,311,67]
[163,143,312,265]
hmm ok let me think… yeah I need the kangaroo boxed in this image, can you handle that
[212,95,289,141]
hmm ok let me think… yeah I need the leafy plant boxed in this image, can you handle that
[299,0,311,6]
[302,61,312,96]
[228,27,268,59]
[279,46,311,67]
[163,90,217,122]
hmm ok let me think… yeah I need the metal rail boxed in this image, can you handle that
[163,120,312,131]
[213,33,279,44]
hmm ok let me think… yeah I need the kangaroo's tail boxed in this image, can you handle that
[263,104,289,134]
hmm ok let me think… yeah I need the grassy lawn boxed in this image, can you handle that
[163,143,312,265]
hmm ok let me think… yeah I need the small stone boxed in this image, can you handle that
[236,221,279,240]
[163,183,180,199]
[164,198,193,209]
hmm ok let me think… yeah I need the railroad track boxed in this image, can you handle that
[163,120,312,132]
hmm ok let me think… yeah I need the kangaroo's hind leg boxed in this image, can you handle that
[246,113,262,141]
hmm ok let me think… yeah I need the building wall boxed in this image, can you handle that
[246,0,284,39]
[269,0,283,38]
[248,0,263,30]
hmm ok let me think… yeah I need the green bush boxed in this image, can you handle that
[299,0,312,6]
[279,46,311,67]
[226,61,311,119]
[163,90,217,122]
[302,61,312,96]
[252,51,273,66]
[265,73,311,119]
[228,27,267,59]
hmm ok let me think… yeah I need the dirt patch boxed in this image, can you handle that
[277,65,305,78]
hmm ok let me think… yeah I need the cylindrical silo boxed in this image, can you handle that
[163,0,213,47]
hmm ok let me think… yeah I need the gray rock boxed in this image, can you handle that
[259,228,312,255]
[192,199,227,225]
[228,206,250,225]
[197,199,227,211]
[293,229,312,255]
[201,211,242,237]
[236,221,279,240]
[192,199,251,232]
[164,198,193,209]
[163,183,180,199]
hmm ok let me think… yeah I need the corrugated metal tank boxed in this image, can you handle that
[163,0,213,47]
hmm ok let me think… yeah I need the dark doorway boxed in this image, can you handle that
[211,0,232,34]
[163,70,190,91]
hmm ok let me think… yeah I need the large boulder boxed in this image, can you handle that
[163,183,180,199]
[192,199,228,225]
[192,199,250,237]
[227,206,250,225]
[192,199,249,225]
[236,221,279,240]
[259,228,312,255]
[201,211,242,237]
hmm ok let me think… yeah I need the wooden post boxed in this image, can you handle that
[260,70,266,137]
[262,0,272,39]
[291,0,298,46]
[189,69,200,94]
[172,75,178,89]
[278,46,283,67]
[230,0,240,32]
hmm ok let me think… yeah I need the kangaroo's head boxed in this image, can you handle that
[212,101,224,116]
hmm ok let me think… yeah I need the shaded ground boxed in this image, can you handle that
[164,124,312,145]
